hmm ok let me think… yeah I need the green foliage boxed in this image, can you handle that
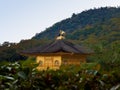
[0,62,120,90]
[0,39,49,62]
[0,44,27,62]
[20,57,36,67]
[88,41,120,72]
[33,7,120,42]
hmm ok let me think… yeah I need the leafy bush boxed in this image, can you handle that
[0,61,120,90]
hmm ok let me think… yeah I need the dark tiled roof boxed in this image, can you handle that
[22,39,93,55]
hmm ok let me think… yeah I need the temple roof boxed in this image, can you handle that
[22,39,93,55]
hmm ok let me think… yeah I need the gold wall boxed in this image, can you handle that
[62,55,86,65]
[36,56,62,70]
[36,55,86,70]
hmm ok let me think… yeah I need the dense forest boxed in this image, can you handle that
[33,7,120,42]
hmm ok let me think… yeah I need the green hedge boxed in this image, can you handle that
[0,62,120,90]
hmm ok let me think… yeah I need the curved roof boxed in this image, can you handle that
[22,39,93,55]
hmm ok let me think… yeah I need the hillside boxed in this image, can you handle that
[33,7,120,44]
[0,7,120,62]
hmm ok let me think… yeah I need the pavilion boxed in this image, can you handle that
[22,30,93,70]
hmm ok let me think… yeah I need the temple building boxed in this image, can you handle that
[22,30,93,70]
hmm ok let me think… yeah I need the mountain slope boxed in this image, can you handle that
[32,7,120,42]
[0,7,120,62]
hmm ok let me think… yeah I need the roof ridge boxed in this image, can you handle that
[22,39,93,54]
[63,40,83,53]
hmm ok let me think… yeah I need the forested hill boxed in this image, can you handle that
[0,7,120,62]
[33,7,120,43]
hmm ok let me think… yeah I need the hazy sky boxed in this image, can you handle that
[0,0,120,44]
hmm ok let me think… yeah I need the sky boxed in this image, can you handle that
[0,0,120,44]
